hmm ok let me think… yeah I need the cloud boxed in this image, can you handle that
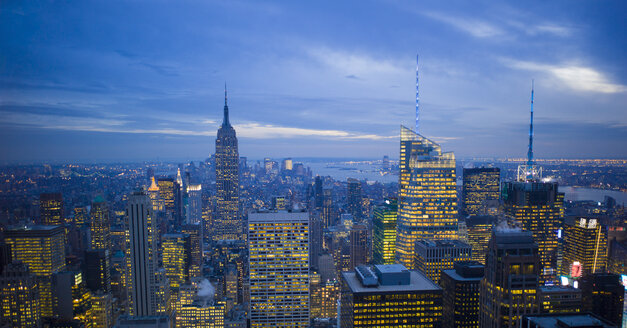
[234,123,395,140]
[306,47,406,78]
[503,59,627,94]
[423,12,504,38]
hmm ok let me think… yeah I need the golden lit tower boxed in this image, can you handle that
[248,211,309,327]
[462,167,500,217]
[396,125,458,269]
[91,196,111,252]
[162,233,191,289]
[214,85,242,241]
[561,217,608,278]
[5,225,66,318]
[40,192,64,226]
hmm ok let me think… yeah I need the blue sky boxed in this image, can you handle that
[1,0,626,162]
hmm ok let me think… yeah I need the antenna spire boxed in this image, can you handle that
[223,82,230,126]
[527,79,534,166]
[415,54,420,133]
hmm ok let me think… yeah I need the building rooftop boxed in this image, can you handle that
[523,313,616,328]
[248,210,308,222]
[343,269,441,294]
[416,239,470,249]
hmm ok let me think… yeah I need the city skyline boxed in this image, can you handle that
[1,1,626,162]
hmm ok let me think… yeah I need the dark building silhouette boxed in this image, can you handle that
[441,261,484,328]
[581,273,624,326]
[40,192,64,225]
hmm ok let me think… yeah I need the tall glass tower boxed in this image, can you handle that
[396,126,458,269]
[214,87,242,241]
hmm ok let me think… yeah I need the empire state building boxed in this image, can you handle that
[214,87,242,241]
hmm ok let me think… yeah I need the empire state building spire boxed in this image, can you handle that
[223,83,230,127]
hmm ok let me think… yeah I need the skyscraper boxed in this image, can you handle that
[415,239,472,284]
[248,211,309,327]
[581,273,624,326]
[0,261,41,327]
[181,223,203,278]
[5,225,66,318]
[561,217,608,278]
[340,264,443,327]
[465,215,497,264]
[347,178,362,219]
[321,188,335,228]
[157,177,182,224]
[91,196,112,252]
[126,191,158,317]
[84,249,111,293]
[480,230,540,328]
[441,261,484,328]
[40,192,64,226]
[214,87,242,241]
[349,224,368,269]
[372,198,397,265]
[462,167,500,217]
[396,125,458,268]
[185,184,203,225]
[162,233,191,289]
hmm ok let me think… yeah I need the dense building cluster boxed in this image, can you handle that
[0,85,626,328]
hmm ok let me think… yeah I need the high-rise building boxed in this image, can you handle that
[503,181,563,279]
[320,279,339,319]
[214,88,241,241]
[372,198,397,265]
[162,233,191,289]
[536,286,582,314]
[248,211,309,327]
[5,225,66,318]
[480,230,540,328]
[126,191,158,317]
[309,214,323,270]
[157,177,182,224]
[91,196,112,251]
[397,126,457,269]
[415,239,472,284]
[51,270,91,323]
[347,178,362,219]
[181,224,203,278]
[0,261,41,327]
[74,206,89,226]
[349,224,368,269]
[89,291,114,328]
[441,261,484,328]
[177,301,225,328]
[340,264,443,327]
[464,215,496,264]
[581,273,624,326]
[321,188,335,228]
[282,158,293,171]
[271,196,287,211]
[185,184,203,225]
[314,176,323,210]
[84,249,111,293]
[309,272,322,319]
[561,217,608,278]
[40,192,64,225]
[462,167,500,217]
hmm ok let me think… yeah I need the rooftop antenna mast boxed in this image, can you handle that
[527,79,534,166]
[415,54,420,133]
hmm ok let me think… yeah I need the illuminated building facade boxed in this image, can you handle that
[372,199,397,265]
[480,230,540,328]
[397,125,457,269]
[503,181,563,280]
[181,224,203,278]
[320,279,339,319]
[91,196,112,252]
[177,301,225,328]
[126,191,158,316]
[248,211,309,327]
[0,262,41,327]
[340,264,443,327]
[185,184,203,225]
[89,291,113,328]
[581,273,624,326]
[5,225,66,318]
[536,286,581,314]
[347,178,363,219]
[157,177,182,223]
[162,233,191,289]
[415,239,472,284]
[40,192,64,225]
[309,272,322,319]
[465,215,496,264]
[441,261,484,328]
[214,89,242,241]
[74,206,89,226]
[462,167,500,217]
[51,271,92,324]
[561,217,608,278]
[321,188,335,229]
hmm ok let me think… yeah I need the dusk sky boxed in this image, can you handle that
[1,1,626,162]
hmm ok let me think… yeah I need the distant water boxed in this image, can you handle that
[304,161,397,183]
[560,186,627,204]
